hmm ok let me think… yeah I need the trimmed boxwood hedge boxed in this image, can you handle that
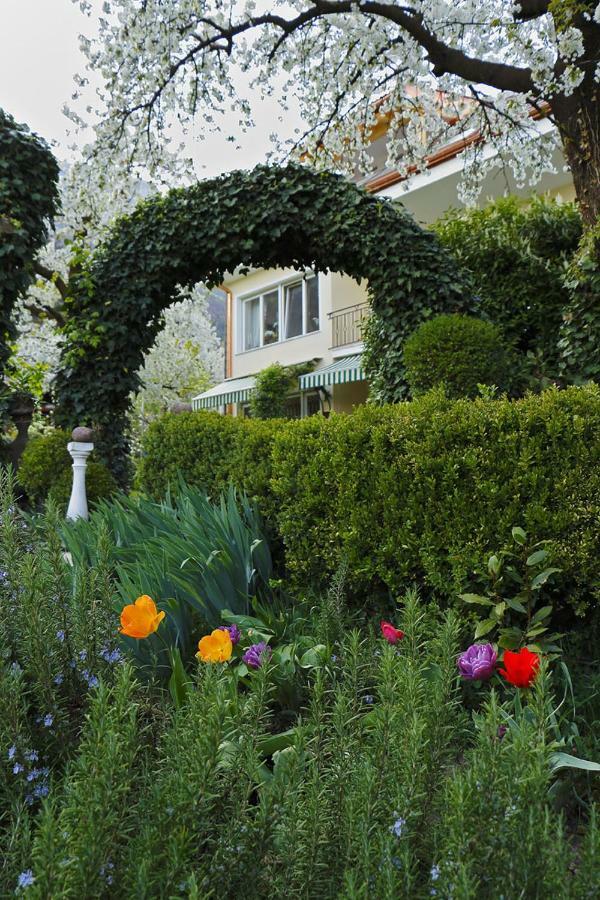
[138,387,600,616]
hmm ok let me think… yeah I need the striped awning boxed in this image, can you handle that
[299,354,364,390]
[192,375,256,410]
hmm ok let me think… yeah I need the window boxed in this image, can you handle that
[244,297,260,351]
[239,276,319,351]
[263,290,279,344]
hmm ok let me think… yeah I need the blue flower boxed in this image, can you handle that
[390,816,406,838]
[431,864,440,882]
[56,630,66,643]
[24,750,38,762]
[53,674,64,686]
[7,745,16,760]
[364,694,374,705]
[13,763,23,775]
[16,869,35,890]
[43,714,54,728]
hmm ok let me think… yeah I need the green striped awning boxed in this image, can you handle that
[299,355,364,390]
[192,375,256,410]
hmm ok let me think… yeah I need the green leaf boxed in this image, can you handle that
[549,752,600,773]
[168,647,191,710]
[531,605,553,625]
[504,596,527,614]
[526,549,549,566]
[488,555,501,576]
[459,593,494,606]
[531,568,561,590]
[299,644,327,668]
[512,527,527,545]
[474,618,496,639]
[494,601,506,619]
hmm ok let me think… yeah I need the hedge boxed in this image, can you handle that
[138,387,600,615]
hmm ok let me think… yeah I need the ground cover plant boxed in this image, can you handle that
[0,468,599,898]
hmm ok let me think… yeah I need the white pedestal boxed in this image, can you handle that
[66,441,94,521]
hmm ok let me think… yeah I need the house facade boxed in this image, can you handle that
[193,118,575,417]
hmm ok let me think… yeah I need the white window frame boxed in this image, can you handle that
[237,273,320,353]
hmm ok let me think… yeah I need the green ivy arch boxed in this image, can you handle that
[0,109,60,376]
[55,164,472,479]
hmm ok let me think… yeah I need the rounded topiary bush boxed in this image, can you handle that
[47,461,118,511]
[18,428,117,508]
[403,314,510,398]
[17,429,72,502]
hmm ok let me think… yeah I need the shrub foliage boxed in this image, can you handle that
[53,163,471,479]
[433,196,582,372]
[0,109,60,377]
[139,387,600,617]
[402,314,510,398]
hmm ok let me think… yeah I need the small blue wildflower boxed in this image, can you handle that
[33,783,49,799]
[13,763,23,775]
[101,648,123,664]
[364,694,374,705]
[56,630,66,643]
[8,745,16,760]
[16,869,35,890]
[431,864,440,881]
[53,674,64,686]
[24,750,38,762]
[26,769,41,782]
[78,650,87,662]
[43,714,54,728]
[82,670,99,689]
[390,816,406,838]
[331,654,338,663]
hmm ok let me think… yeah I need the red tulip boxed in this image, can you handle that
[498,647,540,688]
[380,621,405,645]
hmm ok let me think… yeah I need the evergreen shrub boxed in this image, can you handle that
[18,428,117,507]
[138,387,600,616]
[402,314,510,398]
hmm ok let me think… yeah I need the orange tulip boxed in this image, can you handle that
[120,595,165,639]
[196,629,233,663]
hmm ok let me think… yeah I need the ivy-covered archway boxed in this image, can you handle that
[55,164,472,479]
[0,109,59,375]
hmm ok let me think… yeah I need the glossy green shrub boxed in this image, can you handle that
[403,314,510,398]
[433,196,582,371]
[47,461,118,511]
[18,428,118,508]
[139,387,600,616]
[137,411,280,512]
[17,429,71,502]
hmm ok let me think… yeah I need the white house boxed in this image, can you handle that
[193,117,575,417]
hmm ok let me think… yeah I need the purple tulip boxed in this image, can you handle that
[457,643,497,680]
[242,642,272,669]
[219,624,241,646]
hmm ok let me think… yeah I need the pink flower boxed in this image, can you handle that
[380,621,405,645]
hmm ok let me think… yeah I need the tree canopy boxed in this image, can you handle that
[72,1,600,221]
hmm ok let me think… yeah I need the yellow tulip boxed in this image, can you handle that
[196,629,233,663]
[120,595,165,639]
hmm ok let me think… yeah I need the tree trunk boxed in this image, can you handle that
[553,82,600,229]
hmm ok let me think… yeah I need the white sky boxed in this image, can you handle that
[0,0,304,178]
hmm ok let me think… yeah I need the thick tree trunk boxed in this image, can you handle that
[552,71,600,228]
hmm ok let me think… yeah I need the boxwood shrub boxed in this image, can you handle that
[138,387,600,616]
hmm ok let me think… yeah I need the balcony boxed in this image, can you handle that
[329,302,370,349]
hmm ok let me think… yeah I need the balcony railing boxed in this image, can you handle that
[329,302,370,349]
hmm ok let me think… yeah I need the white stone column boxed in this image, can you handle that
[66,426,94,521]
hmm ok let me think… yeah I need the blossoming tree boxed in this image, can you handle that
[73,1,600,224]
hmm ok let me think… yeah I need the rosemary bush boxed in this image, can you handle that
[1,469,599,898]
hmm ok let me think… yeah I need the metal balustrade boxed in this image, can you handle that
[329,302,370,348]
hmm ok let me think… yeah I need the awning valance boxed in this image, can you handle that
[299,354,364,390]
[192,375,256,410]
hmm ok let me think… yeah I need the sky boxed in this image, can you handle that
[0,0,303,178]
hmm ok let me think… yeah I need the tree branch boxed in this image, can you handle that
[33,260,69,302]
[21,298,66,328]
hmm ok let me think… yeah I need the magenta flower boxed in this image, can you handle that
[219,624,241,645]
[457,643,497,680]
[242,642,272,669]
